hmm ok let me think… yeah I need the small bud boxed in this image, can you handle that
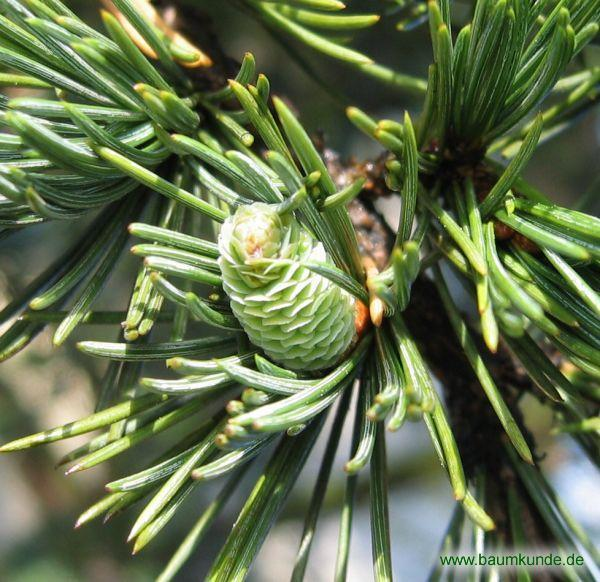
[370,297,385,327]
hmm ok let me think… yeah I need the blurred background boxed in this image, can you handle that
[0,1,598,580]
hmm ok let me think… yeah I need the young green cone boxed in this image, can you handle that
[218,203,356,371]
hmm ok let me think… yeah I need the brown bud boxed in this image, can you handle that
[513,233,539,253]
[493,221,515,240]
